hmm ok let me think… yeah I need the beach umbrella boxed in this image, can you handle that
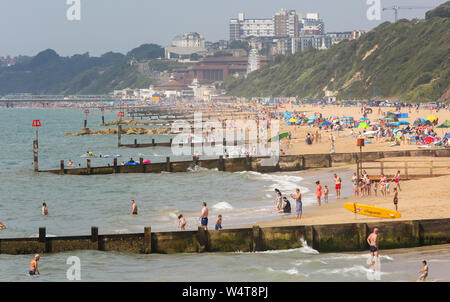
[424,136,434,144]
[395,121,410,126]
[360,118,370,121]
[320,121,331,126]
[363,131,377,135]
[446,133,450,138]
[358,122,369,129]
[268,132,290,142]
[426,115,437,121]
[308,116,317,120]
[283,113,292,119]
[289,118,298,123]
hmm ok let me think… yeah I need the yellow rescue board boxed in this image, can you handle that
[344,203,401,219]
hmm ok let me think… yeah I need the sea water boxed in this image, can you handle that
[0,108,448,282]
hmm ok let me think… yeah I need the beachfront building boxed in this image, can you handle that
[173,56,271,84]
[300,13,325,35]
[165,32,207,59]
[229,13,275,41]
[273,9,301,38]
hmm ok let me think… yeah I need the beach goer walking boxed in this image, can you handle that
[178,214,186,231]
[394,171,401,191]
[393,188,399,211]
[367,228,379,265]
[380,174,387,197]
[215,215,223,230]
[316,181,322,206]
[200,202,208,230]
[334,174,342,199]
[290,188,302,219]
[274,189,283,212]
[29,254,40,276]
[417,260,428,282]
[131,200,138,215]
[323,185,329,204]
[42,202,48,216]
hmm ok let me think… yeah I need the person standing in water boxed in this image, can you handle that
[316,181,322,206]
[274,188,282,212]
[131,200,138,215]
[199,202,208,230]
[290,188,302,219]
[178,214,186,231]
[367,228,379,264]
[334,173,342,199]
[417,260,428,281]
[29,254,40,276]
[324,185,331,203]
[215,214,223,230]
[42,203,48,216]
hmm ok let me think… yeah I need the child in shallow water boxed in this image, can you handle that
[178,214,186,231]
[215,215,223,230]
[323,185,329,203]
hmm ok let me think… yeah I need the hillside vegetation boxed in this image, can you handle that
[0,44,165,95]
[226,2,450,102]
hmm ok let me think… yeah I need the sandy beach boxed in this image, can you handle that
[256,164,450,228]
[272,104,450,155]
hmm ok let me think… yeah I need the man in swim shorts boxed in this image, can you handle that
[131,200,138,215]
[29,254,40,276]
[367,228,379,264]
[199,202,208,230]
[334,174,342,199]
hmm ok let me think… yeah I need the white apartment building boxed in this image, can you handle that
[229,13,274,40]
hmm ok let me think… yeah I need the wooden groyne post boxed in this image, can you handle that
[117,125,122,147]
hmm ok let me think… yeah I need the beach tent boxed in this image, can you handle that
[446,133,450,138]
[397,113,409,119]
[358,122,370,129]
[289,118,298,123]
[413,118,426,126]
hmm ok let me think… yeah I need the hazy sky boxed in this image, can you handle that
[0,0,446,57]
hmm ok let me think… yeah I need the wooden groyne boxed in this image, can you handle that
[1,218,449,255]
[41,149,450,175]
